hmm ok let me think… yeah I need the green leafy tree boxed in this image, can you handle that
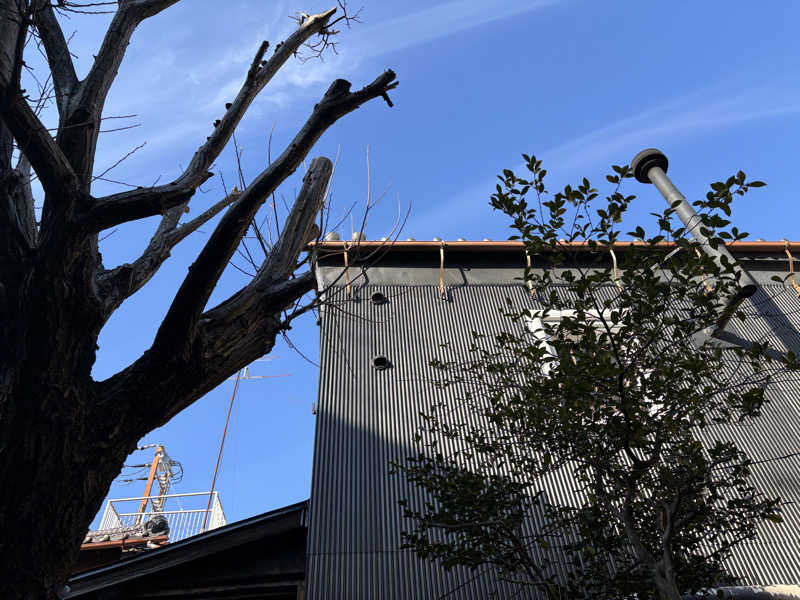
[396,155,798,599]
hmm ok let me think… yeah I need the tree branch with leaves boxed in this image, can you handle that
[396,155,797,600]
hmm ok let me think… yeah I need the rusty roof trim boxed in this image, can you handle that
[79,534,168,552]
[310,240,799,255]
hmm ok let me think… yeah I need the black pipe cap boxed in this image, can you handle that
[631,148,668,184]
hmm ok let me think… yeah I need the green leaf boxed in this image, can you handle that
[766,514,783,524]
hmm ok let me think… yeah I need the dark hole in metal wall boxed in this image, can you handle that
[372,355,390,370]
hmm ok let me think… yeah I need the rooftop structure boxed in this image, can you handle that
[74,445,227,576]
[93,491,226,545]
[67,501,306,599]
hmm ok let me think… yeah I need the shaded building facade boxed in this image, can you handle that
[307,240,800,599]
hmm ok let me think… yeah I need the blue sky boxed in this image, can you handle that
[54,0,800,526]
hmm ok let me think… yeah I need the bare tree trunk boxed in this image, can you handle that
[0,385,127,599]
[652,565,682,600]
[0,178,124,598]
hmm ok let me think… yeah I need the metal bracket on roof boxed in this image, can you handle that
[343,241,352,298]
[784,241,800,297]
[609,246,623,291]
[439,241,447,300]
[649,245,684,274]
[525,250,536,297]
[691,331,744,351]
[692,330,787,361]
[695,248,714,293]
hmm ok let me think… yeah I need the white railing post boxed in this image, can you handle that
[98,501,122,530]
[208,492,227,531]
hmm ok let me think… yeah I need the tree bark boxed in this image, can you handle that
[652,563,682,600]
[0,384,129,600]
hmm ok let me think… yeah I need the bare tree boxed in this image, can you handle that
[0,1,397,597]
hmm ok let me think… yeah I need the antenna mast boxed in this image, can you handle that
[201,358,288,532]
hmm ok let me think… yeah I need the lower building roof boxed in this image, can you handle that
[66,500,308,599]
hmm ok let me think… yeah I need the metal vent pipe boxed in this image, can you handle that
[631,148,758,335]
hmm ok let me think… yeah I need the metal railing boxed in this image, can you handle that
[97,491,226,543]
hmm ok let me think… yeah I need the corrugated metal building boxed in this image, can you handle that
[307,240,800,599]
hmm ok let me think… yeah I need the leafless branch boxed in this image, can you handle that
[95,271,317,428]
[30,0,78,114]
[77,0,180,120]
[83,7,342,231]
[55,1,117,16]
[148,70,396,356]
[92,141,146,183]
[294,0,363,62]
[0,2,80,200]
[0,90,79,197]
[13,152,37,244]
[97,188,242,315]
[152,156,332,357]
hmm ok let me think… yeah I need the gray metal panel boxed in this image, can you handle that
[308,279,800,598]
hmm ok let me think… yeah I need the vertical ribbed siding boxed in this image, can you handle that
[702,286,800,584]
[308,285,541,599]
[308,282,800,598]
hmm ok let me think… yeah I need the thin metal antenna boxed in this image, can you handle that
[224,357,288,381]
[202,370,241,532]
[204,358,289,531]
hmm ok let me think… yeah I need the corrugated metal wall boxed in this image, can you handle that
[307,279,800,599]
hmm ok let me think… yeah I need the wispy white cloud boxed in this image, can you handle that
[539,80,800,177]
[351,0,562,56]
[91,1,564,197]
[197,0,558,114]
[413,73,800,233]
[109,0,563,119]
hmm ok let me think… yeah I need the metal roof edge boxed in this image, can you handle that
[309,240,799,254]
